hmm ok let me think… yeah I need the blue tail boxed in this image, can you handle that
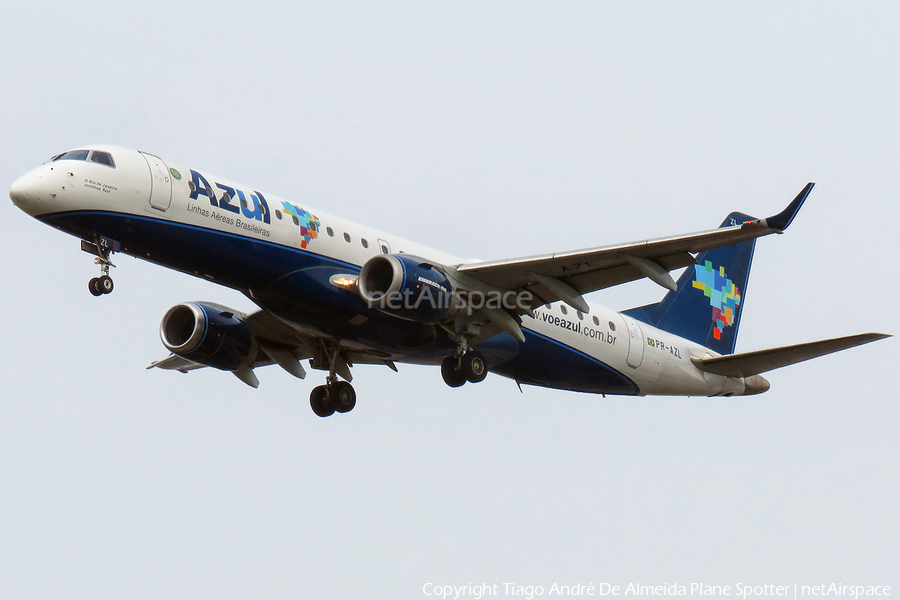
[623,212,758,355]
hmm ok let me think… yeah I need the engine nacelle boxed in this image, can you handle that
[159,302,255,371]
[357,254,460,323]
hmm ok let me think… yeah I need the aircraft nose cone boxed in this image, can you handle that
[9,174,31,206]
[9,168,49,215]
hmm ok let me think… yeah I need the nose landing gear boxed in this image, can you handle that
[88,263,115,296]
[82,237,117,296]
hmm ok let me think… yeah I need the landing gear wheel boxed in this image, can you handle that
[97,275,114,294]
[87,239,117,296]
[310,385,335,417]
[441,355,467,388]
[332,381,357,413]
[88,277,103,296]
[461,350,488,383]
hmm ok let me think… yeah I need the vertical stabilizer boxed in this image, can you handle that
[623,212,757,355]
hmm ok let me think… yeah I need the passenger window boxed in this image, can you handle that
[361,238,369,249]
[275,210,282,220]
[89,151,115,168]
[292,215,300,226]
[53,150,90,162]
[592,316,600,326]
[608,321,616,331]
[343,232,351,243]
[381,244,389,254]
[577,311,584,320]
[327,227,334,237]
[560,305,568,315]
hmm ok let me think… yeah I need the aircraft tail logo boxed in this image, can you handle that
[692,261,742,340]
[622,211,757,355]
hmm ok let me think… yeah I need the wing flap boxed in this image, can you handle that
[562,253,697,296]
[691,333,890,378]
[147,354,206,373]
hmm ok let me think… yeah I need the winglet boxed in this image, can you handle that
[763,182,814,231]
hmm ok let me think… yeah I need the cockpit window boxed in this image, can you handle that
[49,149,116,168]
[89,151,115,168]
[52,150,90,162]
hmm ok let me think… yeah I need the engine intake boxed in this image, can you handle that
[160,302,255,371]
[357,254,459,323]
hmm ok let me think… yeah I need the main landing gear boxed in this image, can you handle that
[309,377,357,417]
[308,342,357,417]
[441,349,488,388]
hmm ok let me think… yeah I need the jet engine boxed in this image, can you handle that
[159,302,256,370]
[357,254,461,323]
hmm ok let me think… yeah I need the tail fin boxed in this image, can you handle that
[624,212,758,355]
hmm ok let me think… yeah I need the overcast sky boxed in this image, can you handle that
[0,2,897,599]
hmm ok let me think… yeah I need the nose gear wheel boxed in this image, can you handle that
[89,274,114,296]
[84,237,117,296]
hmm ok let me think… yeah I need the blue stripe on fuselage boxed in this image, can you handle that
[41,209,639,395]
[486,328,640,395]
[40,209,452,354]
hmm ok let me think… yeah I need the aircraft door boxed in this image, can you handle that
[377,239,391,254]
[623,315,645,368]
[141,151,172,211]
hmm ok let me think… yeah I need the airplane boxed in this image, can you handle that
[9,145,889,416]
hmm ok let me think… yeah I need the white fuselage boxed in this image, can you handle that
[11,145,755,397]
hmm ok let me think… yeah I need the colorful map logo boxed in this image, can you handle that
[281,202,320,249]
[692,261,741,340]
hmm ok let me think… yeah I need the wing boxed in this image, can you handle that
[456,183,814,313]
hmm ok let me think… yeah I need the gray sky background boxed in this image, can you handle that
[0,2,897,598]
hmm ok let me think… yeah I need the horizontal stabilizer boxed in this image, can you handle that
[691,333,890,378]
